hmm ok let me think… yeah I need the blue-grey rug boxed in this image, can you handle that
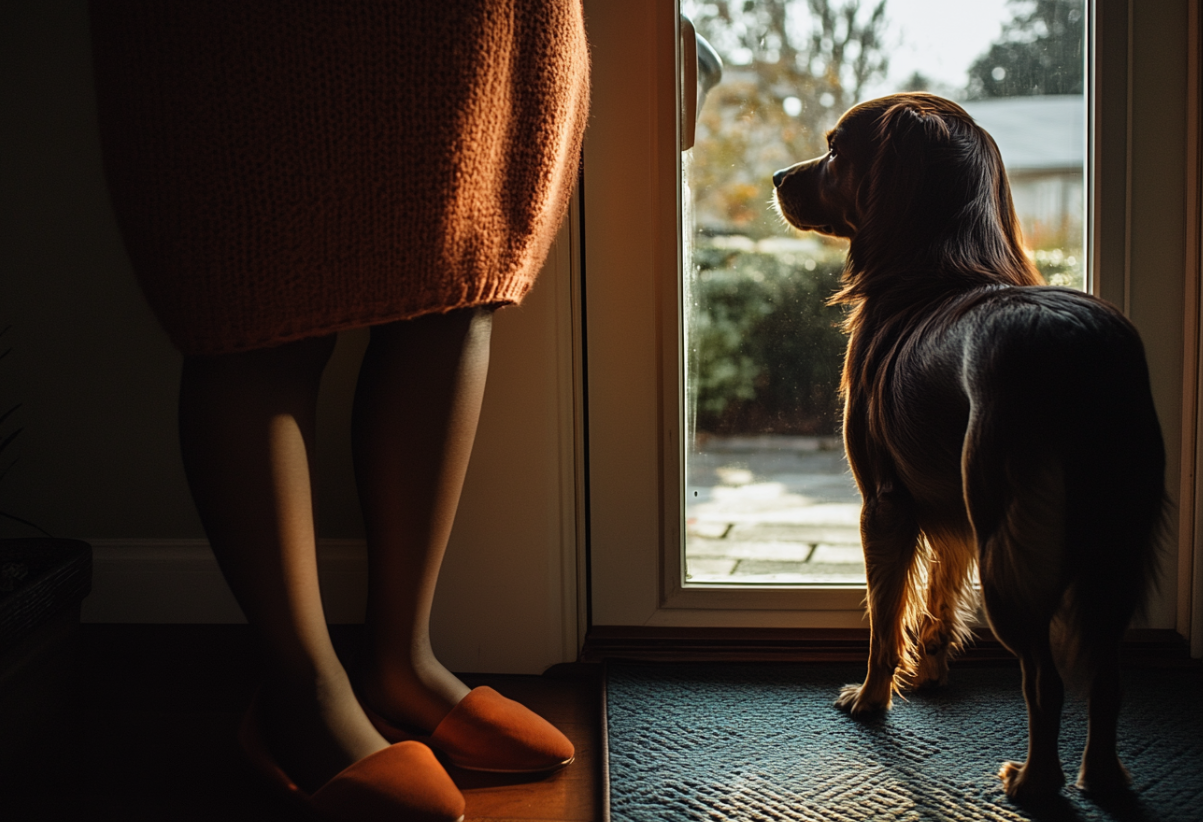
[606,662,1203,821]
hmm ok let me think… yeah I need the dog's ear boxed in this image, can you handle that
[854,103,956,263]
[978,127,1032,274]
[851,99,1038,285]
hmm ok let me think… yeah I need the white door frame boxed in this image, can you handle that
[583,0,1202,650]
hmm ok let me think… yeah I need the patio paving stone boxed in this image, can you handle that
[685,437,865,583]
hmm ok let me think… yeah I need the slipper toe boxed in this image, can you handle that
[428,686,575,773]
[312,741,465,822]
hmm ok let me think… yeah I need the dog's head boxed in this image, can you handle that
[773,93,1036,283]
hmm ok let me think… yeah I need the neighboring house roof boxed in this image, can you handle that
[960,95,1084,173]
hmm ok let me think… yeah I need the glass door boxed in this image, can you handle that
[680,0,1087,588]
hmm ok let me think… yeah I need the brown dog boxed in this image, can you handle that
[772,93,1164,802]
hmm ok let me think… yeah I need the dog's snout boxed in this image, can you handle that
[772,168,790,188]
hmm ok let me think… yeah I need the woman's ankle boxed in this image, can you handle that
[357,660,471,733]
[256,670,389,794]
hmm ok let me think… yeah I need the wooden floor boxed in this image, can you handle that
[1,624,604,821]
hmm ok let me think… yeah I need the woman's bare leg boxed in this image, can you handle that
[178,335,388,794]
[353,308,493,731]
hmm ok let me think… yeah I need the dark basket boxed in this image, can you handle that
[0,538,92,655]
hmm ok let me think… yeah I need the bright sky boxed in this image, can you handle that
[685,0,1016,99]
[865,0,1014,98]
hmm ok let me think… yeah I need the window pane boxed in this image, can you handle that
[681,0,1086,585]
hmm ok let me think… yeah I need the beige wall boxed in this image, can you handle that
[1,2,581,674]
[2,2,198,539]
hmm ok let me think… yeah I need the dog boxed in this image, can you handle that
[772,93,1164,802]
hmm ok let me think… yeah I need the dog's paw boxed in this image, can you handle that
[905,652,950,691]
[908,630,960,690]
[1075,757,1130,796]
[833,682,890,717]
[999,760,1065,803]
[905,670,947,691]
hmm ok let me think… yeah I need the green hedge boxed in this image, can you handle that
[688,247,848,436]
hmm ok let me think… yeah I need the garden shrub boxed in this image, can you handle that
[688,246,848,436]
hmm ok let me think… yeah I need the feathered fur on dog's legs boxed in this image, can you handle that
[836,487,921,716]
[908,528,976,690]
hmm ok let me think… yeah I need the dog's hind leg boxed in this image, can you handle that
[981,549,1066,801]
[1065,415,1161,796]
[971,460,1069,801]
[907,527,976,690]
[1064,486,1153,796]
[836,486,922,717]
[994,625,1066,802]
[1077,645,1129,794]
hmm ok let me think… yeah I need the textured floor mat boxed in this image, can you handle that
[606,662,1202,821]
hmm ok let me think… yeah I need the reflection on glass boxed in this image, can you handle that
[682,0,1085,585]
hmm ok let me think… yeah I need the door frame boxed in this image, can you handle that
[581,0,1202,651]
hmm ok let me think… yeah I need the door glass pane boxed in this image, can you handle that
[681,0,1086,584]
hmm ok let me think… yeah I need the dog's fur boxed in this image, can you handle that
[772,93,1164,801]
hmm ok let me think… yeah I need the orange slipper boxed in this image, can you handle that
[360,686,575,773]
[239,704,465,822]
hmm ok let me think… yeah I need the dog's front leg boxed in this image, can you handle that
[835,488,920,717]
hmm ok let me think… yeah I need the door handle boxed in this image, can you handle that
[681,15,724,152]
[681,14,698,151]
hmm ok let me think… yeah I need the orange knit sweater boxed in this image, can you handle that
[90,1,589,355]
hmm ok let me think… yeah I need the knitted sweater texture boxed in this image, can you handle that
[90,1,590,355]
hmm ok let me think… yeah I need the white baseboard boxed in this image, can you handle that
[81,539,369,624]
